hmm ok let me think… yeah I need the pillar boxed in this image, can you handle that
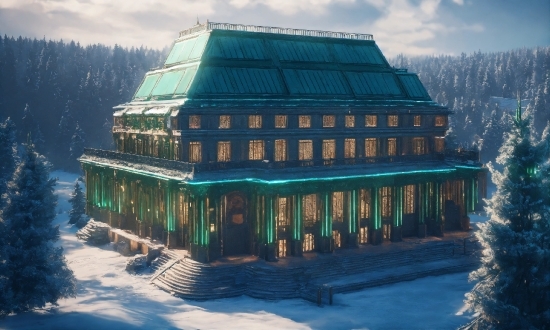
[263,194,277,261]
[189,188,210,263]
[347,189,359,248]
[391,186,403,242]
[319,191,333,253]
[417,183,427,238]
[291,193,303,256]
[432,182,444,237]
[165,182,178,248]
[371,187,382,245]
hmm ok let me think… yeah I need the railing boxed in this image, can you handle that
[82,148,480,175]
[179,21,374,41]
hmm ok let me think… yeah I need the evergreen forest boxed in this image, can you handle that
[0,34,548,170]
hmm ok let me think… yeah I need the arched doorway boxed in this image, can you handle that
[223,192,249,256]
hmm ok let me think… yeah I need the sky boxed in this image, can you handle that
[0,0,549,57]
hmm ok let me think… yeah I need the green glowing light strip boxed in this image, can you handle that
[266,195,274,244]
[471,178,476,212]
[373,188,381,230]
[323,193,331,237]
[166,185,175,232]
[397,186,403,227]
[435,182,440,223]
[295,194,302,241]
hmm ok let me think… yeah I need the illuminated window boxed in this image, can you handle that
[413,137,425,155]
[274,139,287,161]
[177,193,188,226]
[303,233,315,252]
[275,115,287,128]
[414,115,421,127]
[435,137,445,152]
[174,139,181,160]
[404,185,415,214]
[249,140,265,160]
[360,188,371,219]
[189,115,200,129]
[217,141,231,162]
[323,115,335,128]
[344,138,356,158]
[387,115,399,127]
[435,115,446,127]
[322,139,336,160]
[299,115,311,128]
[332,192,344,222]
[277,197,290,227]
[219,115,231,129]
[278,239,287,257]
[249,115,262,129]
[189,141,201,163]
[365,115,377,127]
[365,138,378,157]
[380,187,392,218]
[345,115,355,128]
[387,138,397,156]
[359,227,368,244]
[333,230,341,248]
[298,140,313,160]
[303,194,318,227]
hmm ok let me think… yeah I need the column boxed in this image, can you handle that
[371,187,382,245]
[319,191,333,253]
[165,182,178,248]
[417,183,427,238]
[189,187,210,263]
[291,193,303,256]
[347,189,359,248]
[432,181,444,237]
[391,186,403,242]
[263,194,277,261]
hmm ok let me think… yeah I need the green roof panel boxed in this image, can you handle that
[134,74,161,98]
[283,69,349,95]
[164,42,186,66]
[188,34,209,60]
[207,36,268,60]
[195,67,284,94]
[333,44,385,65]
[175,66,198,95]
[397,74,430,98]
[151,70,185,96]
[271,40,330,62]
[346,72,402,96]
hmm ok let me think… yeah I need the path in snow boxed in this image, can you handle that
[2,171,478,329]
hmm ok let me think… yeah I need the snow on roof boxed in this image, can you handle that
[144,106,172,115]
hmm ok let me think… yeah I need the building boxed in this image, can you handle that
[79,22,486,263]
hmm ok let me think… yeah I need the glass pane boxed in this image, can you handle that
[151,70,185,96]
[134,74,160,98]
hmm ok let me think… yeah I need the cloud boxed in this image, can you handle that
[452,0,464,5]
[229,0,356,15]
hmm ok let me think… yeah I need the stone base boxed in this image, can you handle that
[461,216,470,231]
[291,240,303,257]
[318,236,333,253]
[167,231,177,248]
[431,224,445,237]
[371,228,382,245]
[417,223,427,238]
[347,233,359,248]
[190,243,209,263]
[390,225,402,242]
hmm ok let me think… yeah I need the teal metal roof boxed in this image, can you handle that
[130,27,434,105]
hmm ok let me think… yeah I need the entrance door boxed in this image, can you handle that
[223,192,249,256]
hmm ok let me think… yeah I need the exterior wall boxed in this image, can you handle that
[82,162,483,262]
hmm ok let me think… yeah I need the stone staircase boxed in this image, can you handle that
[150,239,480,304]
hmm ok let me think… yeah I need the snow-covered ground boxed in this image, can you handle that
[2,171,481,329]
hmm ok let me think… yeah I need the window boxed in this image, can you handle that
[404,185,415,214]
[322,139,336,160]
[365,138,378,157]
[174,139,181,160]
[413,137,425,155]
[189,141,202,163]
[387,115,399,127]
[365,115,377,127]
[360,188,370,219]
[414,115,421,127]
[274,139,287,161]
[217,141,231,162]
[323,115,335,128]
[332,192,344,222]
[299,115,311,128]
[277,197,290,227]
[249,140,265,160]
[249,115,262,128]
[380,187,392,218]
[278,239,287,257]
[303,233,315,252]
[359,227,368,244]
[345,115,355,128]
[303,194,318,227]
[344,138,356,158]
[333,230,342,248]
[387,138,397,156]
[435,137,445,152]
[219,115,231,129]
[435,115,446,127]
[189,115,200,129]
[298,140,313,160]
[275,115,287,128]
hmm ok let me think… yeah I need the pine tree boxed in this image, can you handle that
[464,102,550,329]
[69,122,85,172]
[0,117,17,205]
[0,143,76,317]
[68,181,85,225]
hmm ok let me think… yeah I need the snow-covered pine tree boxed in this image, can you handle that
[0,117,17,205]
[68,181,85,225]
[0,142,76,317]
[69,122,85,172]
[464,101,550,329]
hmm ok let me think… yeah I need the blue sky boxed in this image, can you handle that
[0,0,548,57]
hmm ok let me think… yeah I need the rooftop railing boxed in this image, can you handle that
[179,21,374,41]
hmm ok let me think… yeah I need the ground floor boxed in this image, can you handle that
[82,160,486,262]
